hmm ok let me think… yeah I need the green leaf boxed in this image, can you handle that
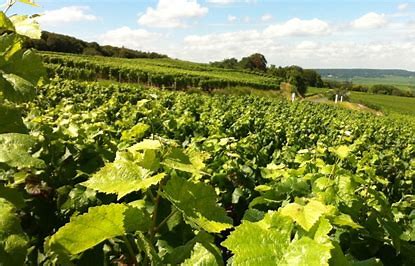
[181,243,218,266]
[162,176,232,233]
[0,198,28,266]
[162,147,207,176]
[0,185,25,209]
[10,15,41,39]
[47,204,151,256]
[17,0,39,7]
[128,139,162,151]
[280,199,334,231]
[0,34,23,62]
[0,73,36,103]
[0,104,27,134]
[82,157,165,200]
[332,214,362,229]
[121,123,150,141]
[2,49,46,86]
[332,145,350,160]
[222,212,293,265]
[0,12,15,32]
[279,237,333,266]
[0,133,45,169]
[351,258,383,266]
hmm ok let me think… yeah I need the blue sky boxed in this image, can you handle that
[10,0,415,70]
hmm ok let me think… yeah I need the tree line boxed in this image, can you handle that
[210,53,324,95]
[325,80,415,98]
[24,31,168,59]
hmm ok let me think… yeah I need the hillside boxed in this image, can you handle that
[315,68,415,78]
[42,52,282,90]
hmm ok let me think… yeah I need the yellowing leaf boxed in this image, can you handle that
[333,145,350,160]
[222,212,293,265]
[280,199,334,231]
[279,237,333,266]
[82,158,165,200]
[10,15,41,39]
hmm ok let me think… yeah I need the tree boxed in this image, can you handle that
[286,68,307,96]
[239,53,267,72]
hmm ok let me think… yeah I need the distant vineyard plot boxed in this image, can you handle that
[42,52,282,91]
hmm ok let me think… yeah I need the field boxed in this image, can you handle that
[324,75,415,92]
[350,92,415,116]
[306,87,415,116]
[2,8,415,266]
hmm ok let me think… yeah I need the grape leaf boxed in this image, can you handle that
[0,12,15,32]
[279,237,333,266]
[222,212,293,265]
[82,157,165,200]
[0,104,27,134]
[181,243,218,266]
[280,199,334,231]
[162,147,207,176]
[0,198,28,266]
[121,123,150,141]
[1,73,36,103]
[128,139,162,151]
[47,204,151,256]
[0,133,45,169]
[10,15,41,39]
[332,145,350,160]
[162,176,232,233]
[17,0,39,7]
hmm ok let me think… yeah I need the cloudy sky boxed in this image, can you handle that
[12,0,415,70]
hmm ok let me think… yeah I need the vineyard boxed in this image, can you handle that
[41,52,281,91]
[2,3,415,266]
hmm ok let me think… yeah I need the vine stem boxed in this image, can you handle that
[3,0,16,13]
[122,235,139,266]
[154,209,178,233]
[149,182,162,242]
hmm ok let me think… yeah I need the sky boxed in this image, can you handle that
[10,0,415,70]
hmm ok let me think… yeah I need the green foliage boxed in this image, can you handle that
[162,175,233,233]
[0,199,28,266]
[0,133,44,169]
[280,199,334,231]
[82,154,165,200]
[222,212,293,265]
[47,203,151,256]
[181,243,218,266]
[2,4,415,264]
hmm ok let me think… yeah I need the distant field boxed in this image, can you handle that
[350,92,415,115]
[306,87,415,116]
[325,75,415,92]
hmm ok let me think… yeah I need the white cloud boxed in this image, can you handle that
[398,3,409,11]
[138,0,208,28]
[264,18,331,37]
[243,16,251,23]
[207,0,235,4]
[37,6,97,26]
[99,27,162,51]
[261,14,273,22]
[351,12,388,29]
[228,15,237,22]
[207,0,256,4]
